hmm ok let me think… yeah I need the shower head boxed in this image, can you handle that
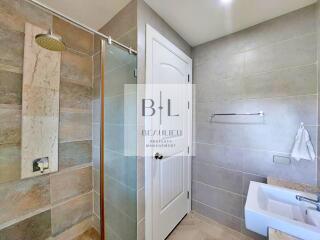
[35,30,65,52]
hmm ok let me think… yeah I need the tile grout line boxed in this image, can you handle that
[192,199,244,221]
[193,180,246,198]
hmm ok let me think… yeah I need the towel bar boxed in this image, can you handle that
[210,111,264,121]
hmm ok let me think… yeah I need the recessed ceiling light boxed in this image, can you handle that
[221,0,233,4]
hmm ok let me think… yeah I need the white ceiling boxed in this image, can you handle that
[144,0,317,46]
[32,0,131,30]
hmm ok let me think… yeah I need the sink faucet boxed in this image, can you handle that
[296,193,320,211]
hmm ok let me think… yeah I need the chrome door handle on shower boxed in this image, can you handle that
[154,152,163,160]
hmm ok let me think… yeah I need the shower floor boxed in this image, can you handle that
[74,228,100,240]
[167,212,256,240]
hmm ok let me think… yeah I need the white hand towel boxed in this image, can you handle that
[291,123,316,161]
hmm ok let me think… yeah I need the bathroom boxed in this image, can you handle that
[0,0,319,239]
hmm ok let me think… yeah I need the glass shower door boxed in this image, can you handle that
[101,41,137,240]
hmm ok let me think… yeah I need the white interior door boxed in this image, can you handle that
[145,25,192,240]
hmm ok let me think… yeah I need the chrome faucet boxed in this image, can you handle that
[296,193,320,211]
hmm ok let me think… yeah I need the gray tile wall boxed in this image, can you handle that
[0,1,95,239]
[192,4,318,239]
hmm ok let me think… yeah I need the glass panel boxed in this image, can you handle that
[103,42,137,240]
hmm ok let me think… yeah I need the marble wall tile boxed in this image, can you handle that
[0,109,22,148]
[60,81,92,110]
[0,143,20,183]
[61,50,92,87]
[0,0,52,33]
[0,70,22,105]
[0,176,50,224]
[0,26,24,73]
[53,16,93,56]
[59,140,92,170]
[59,111,92,142]
[0,210,51,240]
[21,22,61,178]
[50,166,92,204]
[51,192,92,236]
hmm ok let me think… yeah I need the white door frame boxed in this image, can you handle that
[144,24,193,240]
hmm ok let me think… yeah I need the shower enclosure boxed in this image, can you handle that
[99,40,137,240]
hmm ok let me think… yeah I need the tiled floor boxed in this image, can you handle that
[167,212,254,240]
[73,228,100,240]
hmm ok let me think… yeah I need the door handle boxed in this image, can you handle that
[154,152,163,160]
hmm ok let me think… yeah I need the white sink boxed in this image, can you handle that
[245,181,320,240]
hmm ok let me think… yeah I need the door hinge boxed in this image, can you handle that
[134,68,137,78]
[187,146,190,154]
[187,101,190,109]
[187,191,190,199]
[187,74,190,82]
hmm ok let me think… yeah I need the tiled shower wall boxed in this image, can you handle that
[0,0,94,239]
[92,0,138,239]
[192,4,318,238]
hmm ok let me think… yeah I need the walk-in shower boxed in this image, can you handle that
[28,1,138,240]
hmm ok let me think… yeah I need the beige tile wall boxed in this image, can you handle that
[0,0,95,239]
[192,5,318,240]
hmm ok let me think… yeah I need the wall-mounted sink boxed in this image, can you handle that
[245,182,320,240]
